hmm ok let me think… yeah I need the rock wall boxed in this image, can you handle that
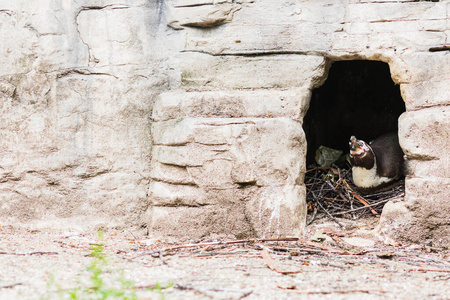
[1,0,449,244]
[0,0,172,233]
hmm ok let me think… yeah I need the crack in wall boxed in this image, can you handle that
[55,68,118,79]
[181,49,321,57]
[74,4,130,66]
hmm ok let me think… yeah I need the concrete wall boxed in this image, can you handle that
[0,0,449,244]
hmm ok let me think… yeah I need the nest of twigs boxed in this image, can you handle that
[305,165,405,226]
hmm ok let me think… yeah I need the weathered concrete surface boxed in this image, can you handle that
[0,1,170,233]
[0,0,449,244]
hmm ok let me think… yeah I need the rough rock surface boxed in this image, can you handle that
[0,0,449,244]
[149,114,307,239]
[0,1,170,233]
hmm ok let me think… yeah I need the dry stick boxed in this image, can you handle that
[306,203,318,225]
[351,191,378,215]
[0,251,58,256]
[315,194,344,228]
[331,199,390,216]
[429,45,450,52]
[297,238,344,253]
[325,180,349,204]
[308,169,353,218]
[0,283,23,289]
[273,246,345,255]
[410,268,450,273]
[343,181,378,215]
[289,289,381,295]
[133,237,299,258]
[261,249,302,274]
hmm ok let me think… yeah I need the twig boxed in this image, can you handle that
[0,251,58,256]
[287,289,382,295]
[409,268,450,273]
[261,249,302,274]
[133,237,299,258]
[429,45,450,52]
[296,238,344,253]
[316,197,344,227]
[307,203,318,225]
[331,199,390,216]
[343,181,378,215]
[190,250,250,258]
[306,165,404,222]
[326,180,349,204]
[351,191,378,215]
[1,283,23,289]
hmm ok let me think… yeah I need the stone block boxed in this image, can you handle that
[398,53,450,109]
[375,200,412,245]
[149,181,208,207]
[152,144,232,167]
[392,31,446,51]
[148,116,307,238]
[399,178,450,247]
[377,176,450,247]
[229,118,306,186]
[150,162,196,185]
[178,52,326,89]
[406,159,450,179]
[153,89,309,122]
[246,185,307,238]
[399,107,450,160]
[152,118,200,146]
[188,159,235,188]
[231,161,256,184]
[401,80,450,110]
[148,204,256,240]
[184,23,335,54]
[152,117,247,146]
[331,33,370,54]
[151,117,306,184]
[148,183,306,239]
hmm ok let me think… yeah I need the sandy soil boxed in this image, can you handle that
[1,217,450,300]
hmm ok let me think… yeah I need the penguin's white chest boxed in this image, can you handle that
[352,165,392,188]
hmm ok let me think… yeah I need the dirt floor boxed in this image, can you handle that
[1,216,450,300]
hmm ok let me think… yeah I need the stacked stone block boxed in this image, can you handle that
[148,90,312,239]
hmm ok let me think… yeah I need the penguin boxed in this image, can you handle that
[349,132,404,194]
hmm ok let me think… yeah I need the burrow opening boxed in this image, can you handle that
[303,60,406,222]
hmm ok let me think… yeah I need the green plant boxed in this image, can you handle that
[60,231,137,300]
[44,231,172,300]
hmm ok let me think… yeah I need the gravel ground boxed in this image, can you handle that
[1,217,450,300]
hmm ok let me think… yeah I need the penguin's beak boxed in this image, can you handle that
[349,136,361,152]
[349,136,368,156]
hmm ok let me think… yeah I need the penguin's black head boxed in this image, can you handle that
[349,136,375,170]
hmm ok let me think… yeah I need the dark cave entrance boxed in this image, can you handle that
[303,60,406,167]
[303,60,406,222]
